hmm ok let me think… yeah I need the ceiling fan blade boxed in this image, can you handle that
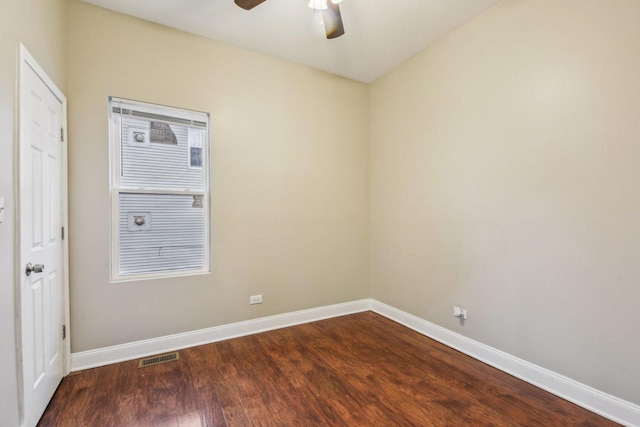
[322,2,345,39]
[234,0,268,10]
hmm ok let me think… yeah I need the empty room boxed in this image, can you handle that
[1,0,639,425]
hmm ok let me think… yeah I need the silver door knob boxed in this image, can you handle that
[25,263,45,276]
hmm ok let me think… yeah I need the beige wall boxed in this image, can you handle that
[0,0,66,424]
[370,0,640,405]
[66,1,369,353]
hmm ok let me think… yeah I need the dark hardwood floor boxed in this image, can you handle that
[38,312,617,426]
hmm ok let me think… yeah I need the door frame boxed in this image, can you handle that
[16,43,70,424]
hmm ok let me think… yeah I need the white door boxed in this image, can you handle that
[19,45,67,427]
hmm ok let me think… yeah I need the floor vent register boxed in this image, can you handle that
[138,351,180,368]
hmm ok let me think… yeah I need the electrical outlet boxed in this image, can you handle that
[453,305,463,317]
[454,305,468,320]
[249,294,263,305]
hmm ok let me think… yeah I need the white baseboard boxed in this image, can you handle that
[71,298,640,426]
[370,300,640,427]
[71,299,371,371]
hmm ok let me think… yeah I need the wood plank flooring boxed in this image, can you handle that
[38,312,618,426]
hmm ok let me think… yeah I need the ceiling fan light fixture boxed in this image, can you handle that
[308,0,328,11]
[237,0,345,39]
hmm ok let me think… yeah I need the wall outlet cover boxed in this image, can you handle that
[453,305,463,317]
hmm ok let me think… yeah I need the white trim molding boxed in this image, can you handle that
[370,300,640,427]
[71,299,640,426]
[71,299,371,371]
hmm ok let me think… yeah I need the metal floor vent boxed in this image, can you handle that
[138,351,180,368]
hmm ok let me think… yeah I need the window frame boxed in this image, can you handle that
[109,97,211,282]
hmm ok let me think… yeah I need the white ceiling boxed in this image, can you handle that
[79,0,499,83]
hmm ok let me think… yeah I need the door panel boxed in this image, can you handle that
[19,47,66,427]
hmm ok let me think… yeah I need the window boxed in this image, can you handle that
[109,97,210,281]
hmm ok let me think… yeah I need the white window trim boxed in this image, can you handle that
[109,97,211,283]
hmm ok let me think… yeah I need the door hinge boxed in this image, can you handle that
[62,325,66,340]
[60,128,64,142]
[61,226,65,240]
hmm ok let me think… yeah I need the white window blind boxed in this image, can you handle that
[109,97,210,281]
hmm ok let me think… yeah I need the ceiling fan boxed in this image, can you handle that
[234,0,346,39]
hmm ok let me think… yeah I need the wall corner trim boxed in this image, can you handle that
[370,300,640,427]
[71,299,639,426]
